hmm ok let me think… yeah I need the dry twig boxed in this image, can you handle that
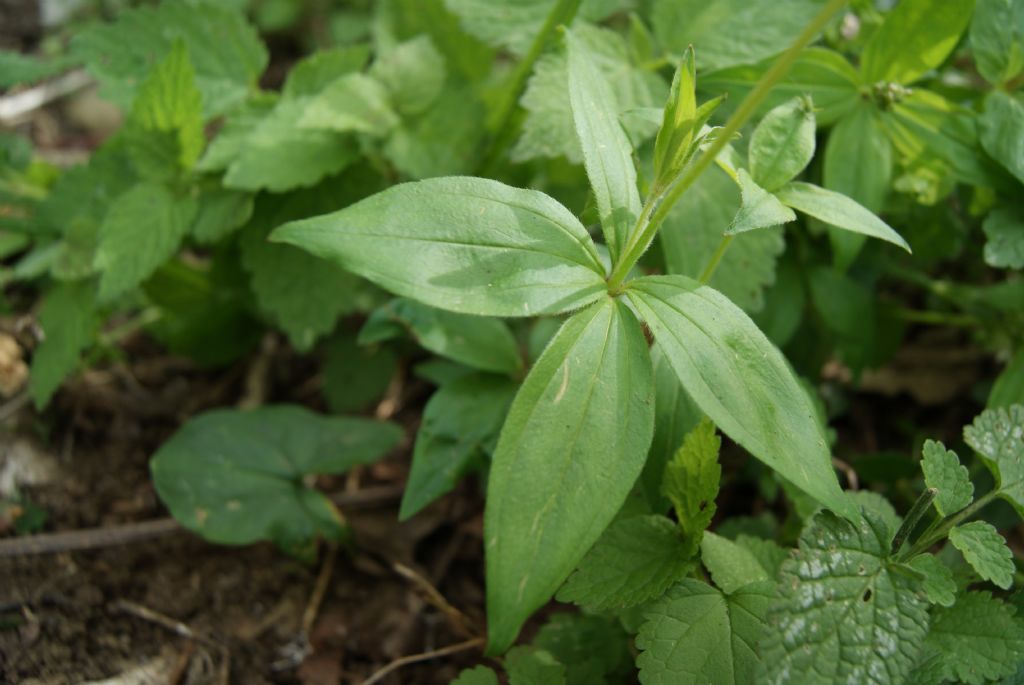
[360,637,485,685]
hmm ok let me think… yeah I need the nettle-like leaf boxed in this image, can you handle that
[725,169,796,236]
[662,418,721,551]
[760,509,930,684]
[970,0,1024,86]
[964,404,1024,517]
[451,666,499,685]
[190,188,254,245]
[556,515,694,611]
[920,439,974,516]
[151,406,401,548]
[626,276,854,518]
[484,298,654,653]
[906,553,957,607]
[28,283,98,408]
[982,204,1024,270]
[748,96,816,193]
[980,91,1024,185]
[281,45,371,99]
[700,532,772,594]
[921,592,1024,685]
[369,35,446,117]
[533,613,632,685]
[636,578,772,685]
[272,177,608,318]
[298,73,399,136]
[948,521,1016,589]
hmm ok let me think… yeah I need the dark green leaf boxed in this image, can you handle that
[662,418,721,550]
[983,205,1024,270]
[970,0,1024,85]
[906,553,956,607]
[322,334,397,414]
[28,284,97,408]
[980,91,1024,185]
[920,439,974,516]
[922,592,1024,685]
[964,404,1024,517]
[949,521,1015,589]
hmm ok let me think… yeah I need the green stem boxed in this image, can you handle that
[894,307,979,328]
[890,488,936,556]
[898,490,1000,561]
[479,0,583,175]
[606,0,849,291]
[699,235,734,284]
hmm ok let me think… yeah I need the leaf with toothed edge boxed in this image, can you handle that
[921,439,974,516]
[949,521,1015,589]
[964,404,1024,517]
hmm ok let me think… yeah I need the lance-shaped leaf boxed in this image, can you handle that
[485,298,655,653]
[626,276,854,519]
[920,439,973,516]
[271,177,607,318]
[964,404,1024,517]
[748,95,816,192]
[566,29,642,263]
[775,181,911,252]
[949,521,1015,590]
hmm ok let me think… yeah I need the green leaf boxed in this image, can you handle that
[823,104,892,269]
[71,1,267,118]
[28,284,97,409]
[990,349,1024,409]
[659,165,784,312]
[700,47,861,127]
[921,439,974,516]
[700,532,771,594]
[299,74,399,136]
[760,509,930,684]
[726,169,797,235]
[360,298,522,375]
[906,553,956,607]
[506,646,567,685]
[321,334,397,414]
[964,404,1024,517]
[400,374,516,520]
[662,418,721,549]
[191,189,254,245]
[651,0,823,72]
[533,613,632,685]
[370,35,446,116]
[565,28,642,263]
[196,95,276,174]
[970,0,1024,85]
[922,592,1024,685]
[980,91,1024,185]
[983,205,1024,270]
[94,183,197,302]
[734,534,788,579]
[949,521,1015,589]
[124,40,204,179]
[636,579,772,685]
[484,298,655,653]
[282,45,371,98]
[748,96,816,192]
[861,0,976,85]
[150,406,402,547]
[272,177,607,318]
[626,276,854,519]
[778,181,911,253]
[451,666,499,685]
[556,515,694,611]
[0,50,73,88]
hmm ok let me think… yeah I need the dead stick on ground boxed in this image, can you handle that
[360,637,485,685]
[302,542,338,637]
[391,560,476,640]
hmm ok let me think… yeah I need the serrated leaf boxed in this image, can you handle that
[922,592,1024,684]
[299,73,399,136]
[726,169,797,235]
[94,183,197,301]
[359,298,522,375]
[626,276,854,519]
[700,531,771,594]
[980,91,1024,185]
[191,189,254,245]
[734,534,788,579]
[776,181,911,253]
[861,0,976,85]
[451,666,499,685]
[533,613,632,685]
[370,35,446,116]
[400,374,516,520]
[272,177,607,318]
[949,521,1015,589]
[906,553,957,607]
[556,515,694,611]
[662,418,721,548]
[151,406,402,548]
[964,404,1024,517]
[28,284,97,408]
[565,28,642,263]
[484,298,654,653]
[507,646,567,685]
[983,205,1024,270]
[196,95,276,174]
[660,165,784,312]
[921,439,974,516]
[282,44,371,98]
[760,509,930,684]
[749,96,816,192]
[71,1,267,118]
[636,579,772,685]
[970,0,1024,86]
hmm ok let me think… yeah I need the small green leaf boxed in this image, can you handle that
[400,374,516,520]
[359,298,522,375]
[556,515,694,611]
[151,406,402,548]
[990,349,1024,409]
[653,48,697,183]
[861,0,977,85]
[922,592,1024,685]
[451,666,499,685]
[566,28,642,263]
[322,334,397,414]
[507,646,566,685]
[760,509,930,684]
[94,183,197,301]
[662,418,721,549]
[484,298,654,653]
[725,169,797,235]
[734,534,788,580]
[964,404,1024,517]
[776,181,911,253]
[906,553,956,607]
[748,96,816,192]
[533,613,632,685]
[0,50,73,88]
[636,579,772,685]
[272,177,607,318]
[982,205,1024,270]
[626,276,854,519]
[970,0,1024,85]
[980,91,1024,185]
[370,35,446,116]
[921,440,974,516]
[191,189,254,245]
[700,532,771,594]
[299,73,399,136]
[28,284,97,409]
[282,44,371,98]
[949,521,1015,589]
